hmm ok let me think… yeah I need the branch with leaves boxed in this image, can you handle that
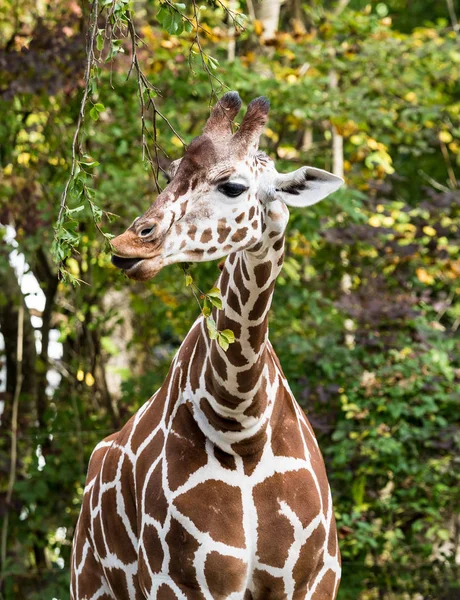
[182,264,235,350]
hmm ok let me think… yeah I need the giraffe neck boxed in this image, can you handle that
[187,200,288,452]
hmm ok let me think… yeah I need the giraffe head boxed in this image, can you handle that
[111,92,343,281]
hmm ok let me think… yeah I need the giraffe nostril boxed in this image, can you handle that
[139,225,156,237]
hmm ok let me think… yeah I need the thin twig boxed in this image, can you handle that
[56,0,99,226]
[439,139,458,189]
[446,0,460,39]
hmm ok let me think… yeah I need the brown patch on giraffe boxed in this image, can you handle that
[208,246,217,254]
[210,346,228,380]
[144,461,168,525]
[205,362,242,406]
[277,253,284,266]
[174,480,245,548]
[187,248,205,258]
[227,286,242,314]
[250,241,263,253]
[217,219,231,243]
[300,418,330,514]
[271,393,308,461]
[200,397,243,432]
[241,260,250,280]
[216,314,241,340]
[188,224,197,240]
[273,238,283,252]
[328,525,338,557]
[99,487,138,563]
[233,261,250,305]
[180,240,187,250]
[180,200,188,215]
[166,518,202,595]
[175,223,182,235]
[248,282,275,321]
[293,524,327,594]
[157,583,180,599]
[200,228,213,243]
[247,315,268,355]
[120,454,137,535]
[310,570,339,600]
[138,547,152,594]
[72,546,109,600]
[166,403,208,492]
[190,335,206,392]
[231,227,248,243]
[248,206,255,220]
[232,430,267,460]
[251,569,286,598]
[235,211,245,224]
[214,445,237,470]
[269,231,279,238]
[254,261,272,288]
[219,267,230,296]
[251,220,258,229]
[225,340,249,368]
[224,244,233,253]
[254,469,322,568]
[141,523,164,573]
[204,552,246,597]
[190,176,199,190]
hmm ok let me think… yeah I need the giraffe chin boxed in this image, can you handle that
[124,257,164,281]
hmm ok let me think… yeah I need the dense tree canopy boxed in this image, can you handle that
[0,1,459,598]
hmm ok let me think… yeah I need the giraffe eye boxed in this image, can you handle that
[218,182,248,198]
[140,225,156,237]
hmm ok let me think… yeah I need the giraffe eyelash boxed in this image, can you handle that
[217,182,249,198]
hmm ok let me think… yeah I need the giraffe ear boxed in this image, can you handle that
[274,167,344,207]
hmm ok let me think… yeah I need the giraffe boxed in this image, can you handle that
[71,92,344,600]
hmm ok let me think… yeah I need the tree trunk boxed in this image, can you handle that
[253,0,282,41]
[329,67,344,178]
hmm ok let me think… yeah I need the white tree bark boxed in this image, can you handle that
[254,0,282,41]
[329,67,344,178]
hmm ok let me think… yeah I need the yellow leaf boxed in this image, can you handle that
[439,131,453,144]
[170,135,183,148]
[368,215,381,227]
[254,19,263,36]
[416,268,434,285]
[404,92,417,104]
[423,225,437,236]
[76,369,84,382]
[85,372,95,387]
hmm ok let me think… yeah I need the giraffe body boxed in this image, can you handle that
[71,93,343,600]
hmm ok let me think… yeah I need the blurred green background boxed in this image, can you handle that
[0,0,459,598]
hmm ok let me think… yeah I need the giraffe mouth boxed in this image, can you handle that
[111,255,144,271]
[112,254,164,281]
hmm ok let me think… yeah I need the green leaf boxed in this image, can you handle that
[218,334,229,351]
[208,295,222,310]
[202,305,211,317]
[94,103,105,112]
[185,274,193,286]
[207,287,221,298]
[206,317,218,339]
[220,329,235,344]
[96,31,105,51]
[89,106,99,121]
[66,205,85,216]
